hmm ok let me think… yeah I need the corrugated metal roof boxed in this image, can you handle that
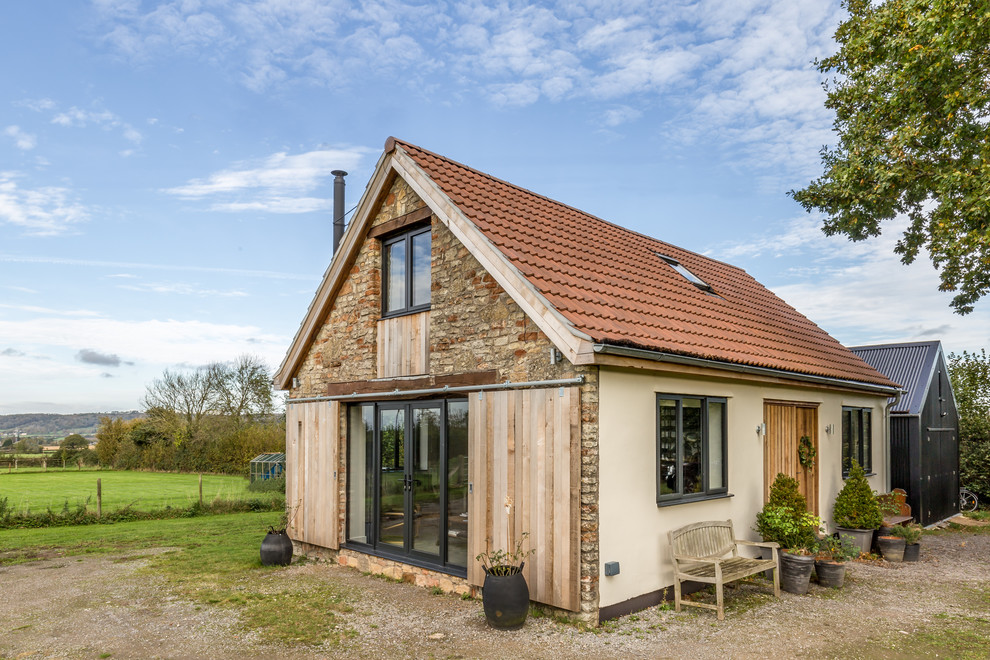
[849,341,942,414]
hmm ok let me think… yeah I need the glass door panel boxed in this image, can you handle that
[378,407,405,548]
[446,401,469,567]
[411,405,442,557]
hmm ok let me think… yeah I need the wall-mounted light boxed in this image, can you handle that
[825,424,834,435]
[549,347,562,364]
[757,423,766,437]
[292,377,300,389]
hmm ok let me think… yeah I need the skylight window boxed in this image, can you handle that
[656,254,714,293]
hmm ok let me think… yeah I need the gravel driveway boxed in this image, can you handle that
[2,525,989,659]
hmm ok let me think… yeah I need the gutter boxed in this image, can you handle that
[592,344,901,396]
[286,375,585,405]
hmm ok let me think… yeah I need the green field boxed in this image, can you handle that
[0,470,280,514]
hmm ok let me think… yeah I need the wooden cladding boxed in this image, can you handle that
[367,206,433,239]
[286,401,340,549]
[763,401,819,514]
[377,312,429,378]
[325,370,498,397]
[467,387,581,612]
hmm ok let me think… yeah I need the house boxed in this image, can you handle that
[850,341,960,525]
[274,137,900,623]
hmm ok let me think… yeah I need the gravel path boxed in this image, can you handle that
[2,527,988,659]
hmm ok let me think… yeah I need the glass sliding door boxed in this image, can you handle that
[346,399,467,574]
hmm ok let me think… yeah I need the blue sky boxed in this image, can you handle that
[2,0,987,414]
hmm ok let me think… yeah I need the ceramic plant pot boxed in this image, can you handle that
[482,568,530,629]
[835,527,873,556]
[260,530,293,566]
[903,542,921,562]
[876,535,906,563]
[814,559,847,588]
[779,552,815,595]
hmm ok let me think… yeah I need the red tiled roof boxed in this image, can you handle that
[390,138,897,388]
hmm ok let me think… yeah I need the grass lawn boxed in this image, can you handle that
[0,470,281,514]
[0,512,355,646]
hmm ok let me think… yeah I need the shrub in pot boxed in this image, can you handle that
[814,535,858,588]
[891,523,923,562]
[755,474,815,579]
[833,460,883,555]
[476,534,535,630]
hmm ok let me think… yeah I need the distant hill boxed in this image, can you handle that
[0,411,143,440]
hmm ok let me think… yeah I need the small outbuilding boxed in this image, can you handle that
[850,341,960,525]
[249,452,286,483]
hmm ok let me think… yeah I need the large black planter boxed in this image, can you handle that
[814,559,847,588]
[903,542,921,562]
[779,552,815,595]
[482,568,530,630]
[260,529,293,566]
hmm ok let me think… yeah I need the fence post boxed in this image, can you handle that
[199,474,203,507]
[97,478,102,519]
[43,458,47,471]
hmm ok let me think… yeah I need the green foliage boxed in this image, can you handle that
[816,534,860,562]
[949,350,990,500]
[791,0,990,314]
[476,532,535,576]
[833,460,883,530]
[891,523,924,545]
[248,475,286,493]
[755,473,819,551]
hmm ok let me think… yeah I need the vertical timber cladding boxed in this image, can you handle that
[467,387,582,612]
[763,401,820,514]
[285,400,341,549]
[376,311,429,378]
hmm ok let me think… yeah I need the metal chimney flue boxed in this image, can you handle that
[331,169,347,254]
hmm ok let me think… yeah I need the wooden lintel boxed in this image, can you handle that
[367,206,433,239]
[325,370,499,397]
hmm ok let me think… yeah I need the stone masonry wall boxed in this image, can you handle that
[289,174,601,621]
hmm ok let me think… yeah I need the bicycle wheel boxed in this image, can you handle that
[960,489,979,512]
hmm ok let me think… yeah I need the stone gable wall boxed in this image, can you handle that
[289,173,601,621]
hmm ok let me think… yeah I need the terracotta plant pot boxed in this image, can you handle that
[835,527,873,556]
[876,535,906,562]
[903,542,921,562]
[779,552,815,595]
[814,559,847,588]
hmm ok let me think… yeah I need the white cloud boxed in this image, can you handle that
[4,126,37,150]
[49,104,143,146]
[0,253,312,280]
[116,282,250,298]
[163,147,369,213]
[0,174,89,236]
[601,105,642,127]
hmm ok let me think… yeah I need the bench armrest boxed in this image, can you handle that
[735,539,779,549]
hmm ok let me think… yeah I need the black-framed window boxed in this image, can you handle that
[382,226,431,316]
[842,407,872,476]
[656,394,727,505]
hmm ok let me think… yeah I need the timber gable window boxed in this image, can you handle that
[382,226,431,317]
[842,407,872,476]
[656,394,728,505]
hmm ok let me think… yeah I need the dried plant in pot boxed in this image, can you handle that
[476,533,535,630]
[833,460,883,556]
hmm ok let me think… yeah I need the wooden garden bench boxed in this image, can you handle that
[668,519,780,620]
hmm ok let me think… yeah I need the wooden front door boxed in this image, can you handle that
[764,401,819,514]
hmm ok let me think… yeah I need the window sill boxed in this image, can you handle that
[657,492,734,508]
[381,306,431,321]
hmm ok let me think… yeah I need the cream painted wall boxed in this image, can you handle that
[597,366,889,609]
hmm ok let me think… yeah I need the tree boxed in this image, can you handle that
[791,0,990,314]
[95,416,141,466]
[58,434,90,464]
[948,349,990,498]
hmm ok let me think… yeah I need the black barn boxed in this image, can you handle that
[851,341,960,526]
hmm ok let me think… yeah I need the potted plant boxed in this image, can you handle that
[891,523,923,562]
[260,504,298,567]
[476,533,535,629]
[833,460,883,555]
[755,474,820,594]
[814,534,858,588]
